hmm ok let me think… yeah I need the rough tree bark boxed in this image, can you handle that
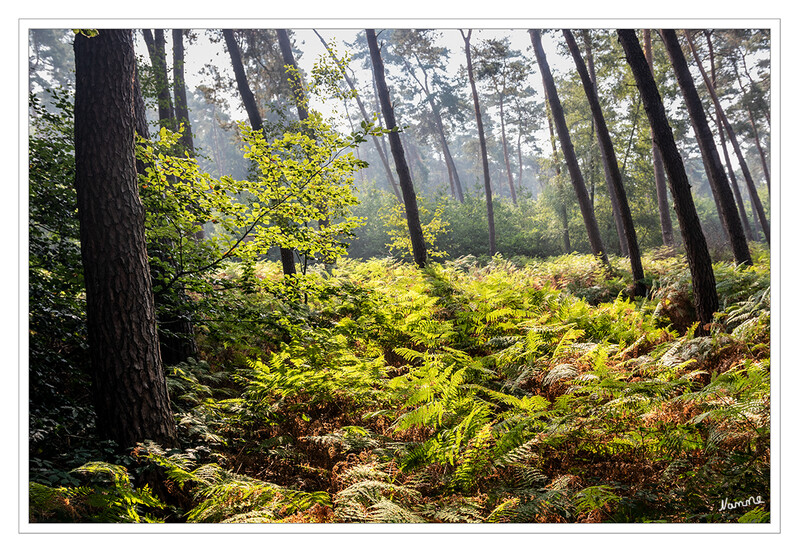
[563,29,645,295]
[223,29,297,275]
[461,29,497,256]
[530,29,610,269]
[661,29,752,266]
[73,29,177,448]
[618,29,718,328]
[366,29,427,268]
[642,30,676,249]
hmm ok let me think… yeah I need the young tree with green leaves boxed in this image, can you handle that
[223,28,297,275]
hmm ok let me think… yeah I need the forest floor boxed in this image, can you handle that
[30,249,771,524]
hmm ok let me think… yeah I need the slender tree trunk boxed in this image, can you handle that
[171,29,195,154]
[366,29,427,268]
[142,29,176,131]
[223,29,297,275]
[545,90,571,253]
[462,29,497,256]
[662,29,752,266]
[498,95,517,205]
[581,30,628,256]
[74,29,177,448]
[618,29,718,328]
[643,30,675,249]
[681,30,769,245]
[530,29,610,269]
[564,29,645,295]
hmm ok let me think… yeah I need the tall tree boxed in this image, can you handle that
[171,29,195,155]
[618,29,718,328]
[141,29,176,131]
[223,29,297,275]
[473,37,530,205]
[73,29,177,448]
[544,89,572,253]
[366,29,427,268]
[642,30,675,249]
[681,30,770,245]
[461,29,496,256]
[563,29,645,295]
[530,29,610,269]
[660,29,752,266]
[580,30,629,256]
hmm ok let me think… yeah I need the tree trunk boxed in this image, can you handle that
[545,90,571,253]
[142,29,176,131]
[223,29,297,275]
[530,29,610,269]
[498,94,517,205]
[662,29,752,266]
[618,29,718,328]
[581,30,628,257]
[366,29,427,268]
[564,29,645,296]
[643,30,676,249]
[171,29,195,155]
[680,30,769,245]
[313,30,402,202]
[74,29,177,448]
[462,29,497,256]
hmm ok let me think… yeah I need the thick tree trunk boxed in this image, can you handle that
[530,29,610,269]
[462,29,497,256]
[74,29,177,448]
[223,29,297,275]
[642,30,676,249]
[680,30,769,245]
[564,29,645,296]
[662,29,752,266]
[618,29,718,328]
[313,31,402,202]
[581,30,628,256]
[366,29,427,268]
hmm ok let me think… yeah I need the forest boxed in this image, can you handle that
[26,26,772,525]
